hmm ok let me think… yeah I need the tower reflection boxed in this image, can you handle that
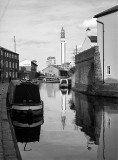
[60,88,70,129]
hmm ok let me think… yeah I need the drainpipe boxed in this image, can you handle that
[97,20,104,84]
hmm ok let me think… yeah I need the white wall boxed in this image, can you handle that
[81,37,91,52]
[97,12,118,83]
[81,37,97,52]
[19,60,31,71]
[43,66,59,77]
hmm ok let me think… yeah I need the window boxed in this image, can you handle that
[6,61,8,67]
[15,63,17,68]
[12,54,14,58]
[1,60,3,66]
[15,72,17,78]
[0,50,3,56]
[12,72,14,78]
[1,50,4,55]
[5,52,7,57]
[9,72,11,77]
[15,55,17,59]
[9,53,11,58]
[9,62,11,68]
[12,62,14,68]
[6,72,8,78]
[106,66,111,75]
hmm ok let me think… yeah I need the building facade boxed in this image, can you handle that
[42,65,68,78]
[0,46,19,82]
[60,27,66,65]
[19,59,38,79]
[46,56,56,66]
[94,5,118,83]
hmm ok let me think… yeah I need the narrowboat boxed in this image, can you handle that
[6,79,44,116]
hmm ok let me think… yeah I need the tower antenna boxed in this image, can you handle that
[14,36,16,52]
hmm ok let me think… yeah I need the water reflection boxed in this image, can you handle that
[11,110,44,151]
[70,91,118,159]
[60,88,70,130]
[11,82,118,160]
[42,83,59,97]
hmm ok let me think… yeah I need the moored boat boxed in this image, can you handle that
[59,78,71,88]
[6,79,44,115]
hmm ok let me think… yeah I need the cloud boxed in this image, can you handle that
[17,39,50,47]
[80,18,97,29]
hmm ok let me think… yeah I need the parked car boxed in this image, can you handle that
[59,78,71,88]
[6,79,44,116]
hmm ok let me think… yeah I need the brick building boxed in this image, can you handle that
[0,46,19,82]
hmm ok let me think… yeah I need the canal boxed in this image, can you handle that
[11,83,118,160]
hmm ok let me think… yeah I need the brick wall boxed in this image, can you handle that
[75,46,102,93]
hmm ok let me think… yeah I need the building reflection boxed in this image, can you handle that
[98,98,118,160]
[70,91,118,159]
[45,83,59,97]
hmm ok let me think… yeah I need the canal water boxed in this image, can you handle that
[11,83,118,160]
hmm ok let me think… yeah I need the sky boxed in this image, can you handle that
[0,0,117,71]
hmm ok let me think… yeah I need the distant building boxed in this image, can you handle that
[19,59,38,79]
[80,28,97,52]
[61,62,72,70]
[60,27,66,65]
[94,5,118,83]
[46,56,56,66]
[42,65,68,78]
[0,46,19,82]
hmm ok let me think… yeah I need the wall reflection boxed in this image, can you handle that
[70,91,118,159]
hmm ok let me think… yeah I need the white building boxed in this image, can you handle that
[19,59,31,71]
[60,27,66,65]
[94,5,118,83]
[42,65,68,77]
[19,59,37,79]
[80,28,97,52]
[46,56,56,67]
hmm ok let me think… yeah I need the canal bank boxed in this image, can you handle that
[72,83,118,98]
[0,82,22,160]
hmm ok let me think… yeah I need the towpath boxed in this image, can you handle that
[0,82,22,160]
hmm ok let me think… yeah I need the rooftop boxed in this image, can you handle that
[94,5,118,18]
[88,36,97,43]
[0,46,19,55]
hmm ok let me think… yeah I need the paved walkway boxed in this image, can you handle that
[0,82,22,160]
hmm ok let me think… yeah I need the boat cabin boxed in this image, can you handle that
[6,80,43,114]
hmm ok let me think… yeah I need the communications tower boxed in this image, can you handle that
[60,27,66,65]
